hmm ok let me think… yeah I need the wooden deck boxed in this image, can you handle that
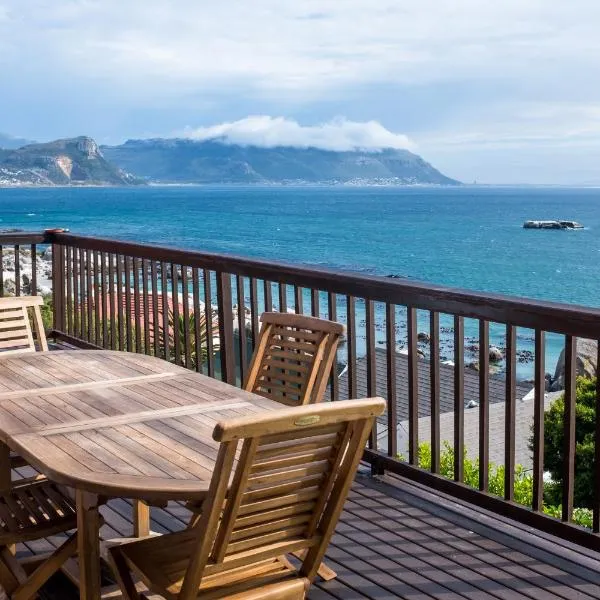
[16,467,600,600]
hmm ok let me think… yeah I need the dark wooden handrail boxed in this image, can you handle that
[0,232,48,245]
[46,231,600,338]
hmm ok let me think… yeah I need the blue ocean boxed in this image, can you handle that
[1,185,599,377]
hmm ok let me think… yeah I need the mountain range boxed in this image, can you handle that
[0,134,459,186]
[102,138,459,185]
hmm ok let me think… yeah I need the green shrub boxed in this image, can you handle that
[407,441,592,528]
[541,376,597,508]
[40,293,53,332]
[415,441,533,506]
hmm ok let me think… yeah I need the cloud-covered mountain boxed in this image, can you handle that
[0,136,141,186]
[102,138,459,185]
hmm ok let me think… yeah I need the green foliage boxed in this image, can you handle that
[542,505,593,529]
[407,441,592,528]
[40,293,53,332]
[541,377,597,508]
[415,441,533,507]
[162,309,220,368]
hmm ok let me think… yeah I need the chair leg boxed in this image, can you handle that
[0,549,21,597]
[12,533,77,600]
[107,547,142,600]
[290,550,337,581]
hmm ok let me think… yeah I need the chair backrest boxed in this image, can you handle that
[0,296,48,355]
[244,312,344,406]
[178,398,385,599]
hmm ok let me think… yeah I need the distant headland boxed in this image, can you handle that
[0,137,141,187]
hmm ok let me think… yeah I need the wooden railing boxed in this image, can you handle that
[4,230,600,551]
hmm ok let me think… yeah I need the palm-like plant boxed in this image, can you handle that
[162,308,220,368]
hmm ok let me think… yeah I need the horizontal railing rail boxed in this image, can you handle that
[0,232,48,245]
[12,229,600,553]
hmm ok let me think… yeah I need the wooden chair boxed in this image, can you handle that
[181,311,345,577]
[183,312,344,578]
[0,298,77,599]
[0,296,48,474]
[109,398,385,600]
[0,296,48,356]
[244,312,344,407]
[0,477,77,600]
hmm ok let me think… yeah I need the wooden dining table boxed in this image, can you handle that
[0,350,284,600]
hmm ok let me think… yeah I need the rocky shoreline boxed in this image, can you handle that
[1,245,52,295]
[379,325,596,392]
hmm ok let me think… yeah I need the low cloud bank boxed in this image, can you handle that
[183,116,414,152]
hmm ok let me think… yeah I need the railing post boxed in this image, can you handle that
[216,271,236,385]
[532,329,545,512]
[562,335,577,522]
[48,230,66,334]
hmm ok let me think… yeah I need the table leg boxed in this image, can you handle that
[76,490,101,600]
[0,443,11,491]
[132,500,150,538]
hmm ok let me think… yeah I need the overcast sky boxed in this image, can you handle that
[1,1,599,184]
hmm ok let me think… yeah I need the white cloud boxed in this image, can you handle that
[182,116,414,151]
[417,102,600,150]
[416,101,600,184]
[1,1,599,97]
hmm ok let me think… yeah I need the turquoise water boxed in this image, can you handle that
[1,185,599,377]
[1,185,599,305]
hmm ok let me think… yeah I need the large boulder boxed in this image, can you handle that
[489,346,503,362]
[551,338,597,391]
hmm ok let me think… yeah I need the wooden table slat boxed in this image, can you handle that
[34,400,253,436]
[0,350,282,499]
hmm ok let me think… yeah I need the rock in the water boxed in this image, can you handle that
[489,346,503,362]
[552,339,598,391]
[417,332,430,342]
[466,360,501,375]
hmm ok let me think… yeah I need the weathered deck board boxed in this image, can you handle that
[18,472,600,600]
